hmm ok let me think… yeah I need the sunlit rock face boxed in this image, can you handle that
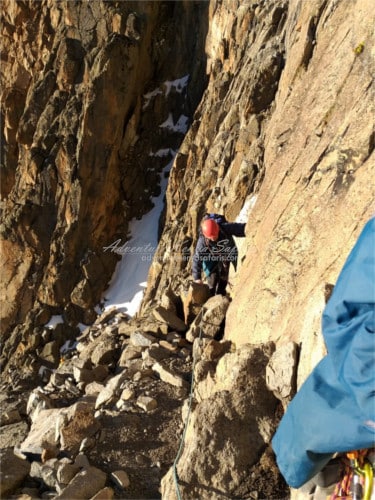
[0,0,208,375]
[143,0,374,383]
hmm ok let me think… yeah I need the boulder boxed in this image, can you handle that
[0,421,29,449]
[152,306,187,332]
[161,343,280,499]
[59,402,99,453]
[19,408,61,455]
[20,401,99,456]
[26,389,53,422]
[130,331,156,348]
[181,282,211,323]
[266,341,299,409]
[95,370,128,409]
[136,396,158,412]
[39,458,59,488]
[54,466,106,499]
[152,362,189,389]
[0,448,31,498]
[56,462,80,485]
[91,337,119,365]
[186,295,230,342]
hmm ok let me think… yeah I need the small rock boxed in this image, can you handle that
[42,492,58,499]
[40,458,59,488]
[1,409,21,426]
[266,341,299,409]
[41,446,58,462]
[136,396,157,412]
[152,362,189,388]
[30,461,43,479]
[120,388,135,401]
[130,331,156,348]
[26,389,53,422]
[20,487,40,498]
[159,340,178,352]
[79,436,96,452]
[132,369,154,382]
[73,366,95,385]
[142,345,170,364]
[85,382,105,396]
[110,470,130,489]
[178,347,192,358]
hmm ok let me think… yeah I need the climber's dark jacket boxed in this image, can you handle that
[272,217,375,489]
[192,222,245,280]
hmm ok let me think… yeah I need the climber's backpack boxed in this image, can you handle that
[202,213,227,226]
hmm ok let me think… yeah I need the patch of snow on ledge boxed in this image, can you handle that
[101,155,176,316]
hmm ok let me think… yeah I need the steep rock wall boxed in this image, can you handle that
[144,0,374,381]
[0,0,208,374]
[144,0,374,497]
[225,0,374,384]
[143,0,289,306]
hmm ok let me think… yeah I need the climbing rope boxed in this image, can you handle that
[330,449,374,500]
[173,315,204,500]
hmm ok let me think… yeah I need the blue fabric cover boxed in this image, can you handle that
[272,218,375,488]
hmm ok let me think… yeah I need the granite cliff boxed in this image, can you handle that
[0,0,374,499]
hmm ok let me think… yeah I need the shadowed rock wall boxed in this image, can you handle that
[0,0,209,374]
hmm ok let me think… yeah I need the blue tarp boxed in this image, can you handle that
[272,218,375,488]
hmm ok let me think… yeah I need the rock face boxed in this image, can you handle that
[0,0,208,375]
[142,1,374,378]
[1,0,374,499]
[161,343,286,499]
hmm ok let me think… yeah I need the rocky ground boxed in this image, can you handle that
[0,283,290,499]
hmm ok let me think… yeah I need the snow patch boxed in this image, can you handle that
[142,75,189,110]
[45,315,64,329]
[102,156,175,316]
[160,114,189,134]
[164,75,189,96]
[149,148,174,158]
[60,340,78,354]
[236,195,258,223]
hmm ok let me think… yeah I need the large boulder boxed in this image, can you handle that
[0,448,31,498]
[161,343,285,499]
[186,295,230,342]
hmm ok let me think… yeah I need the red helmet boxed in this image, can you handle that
[201,219,219,239]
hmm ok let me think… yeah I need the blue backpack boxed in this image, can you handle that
[202,213,227,225]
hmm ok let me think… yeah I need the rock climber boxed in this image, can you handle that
[192,215,246,296]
